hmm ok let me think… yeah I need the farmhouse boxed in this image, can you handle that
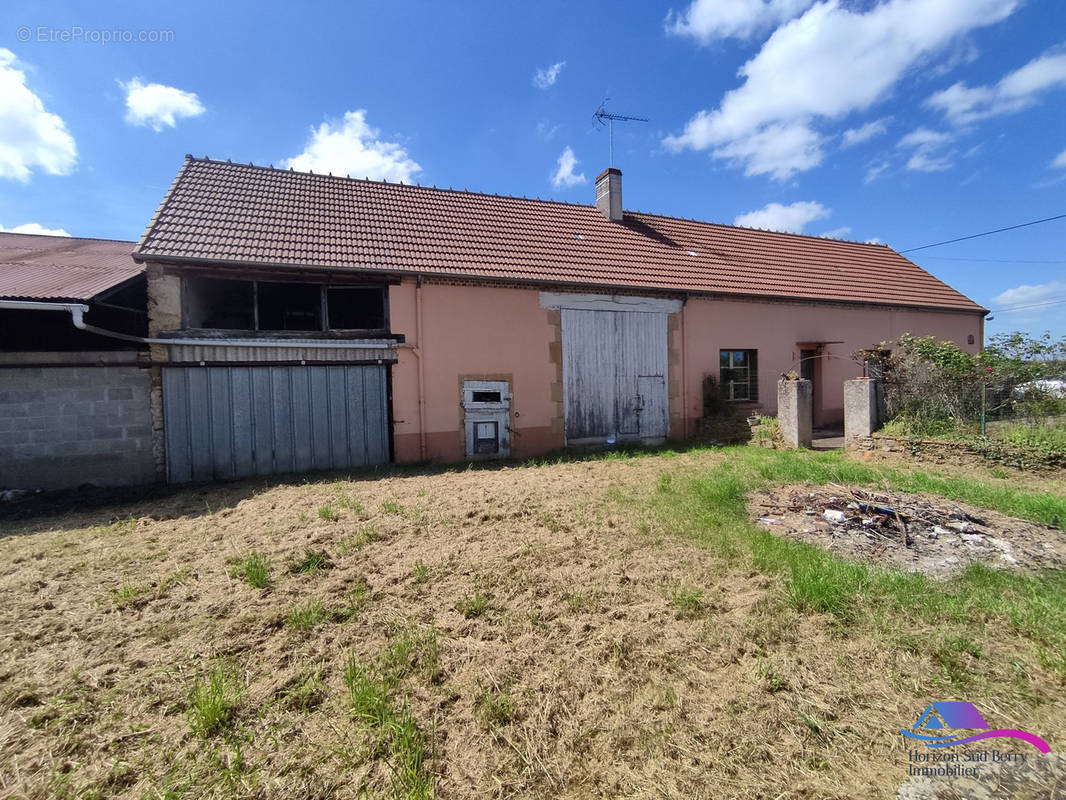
[1,156,986,487]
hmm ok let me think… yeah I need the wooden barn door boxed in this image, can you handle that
[561,309,668,444]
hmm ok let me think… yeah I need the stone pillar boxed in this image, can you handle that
[844,378,882,444]
[777,378,812,448]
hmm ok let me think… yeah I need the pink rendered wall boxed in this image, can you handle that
[677,296,984,430]
[389,279,561,462]
[388,280,985,462]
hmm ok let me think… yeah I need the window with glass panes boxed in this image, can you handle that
[720,349,757,401]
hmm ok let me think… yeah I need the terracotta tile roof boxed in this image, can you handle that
[134,156,984,313]
[0,233,140,302]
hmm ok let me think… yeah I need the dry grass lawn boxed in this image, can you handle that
[0,448,1063,799]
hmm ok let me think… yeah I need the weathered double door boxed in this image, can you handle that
[561,308,668,443]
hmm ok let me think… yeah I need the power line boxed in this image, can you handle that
[989,296,1066,313]
[899,213,1066,254]
[925,256,1066,264]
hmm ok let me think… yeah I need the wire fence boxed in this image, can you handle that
[864,333,1066,441]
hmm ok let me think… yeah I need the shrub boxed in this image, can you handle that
[871,332,1066,431]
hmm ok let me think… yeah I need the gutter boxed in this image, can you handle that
[0,300,399,350]
[0,300,147,344]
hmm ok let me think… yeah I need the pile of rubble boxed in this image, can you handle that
[748,484,1066,575]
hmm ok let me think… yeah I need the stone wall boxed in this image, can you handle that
[695,412,753,445]
[0,352,156,489]
[849,433,997,469]
[849,432,1063,472]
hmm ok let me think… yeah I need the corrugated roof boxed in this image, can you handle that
[134,157,985,313]
[0,233,140,302]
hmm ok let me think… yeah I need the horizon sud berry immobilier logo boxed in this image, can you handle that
[901,701,1050,778]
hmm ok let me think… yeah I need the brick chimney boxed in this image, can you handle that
[595,167,623,221]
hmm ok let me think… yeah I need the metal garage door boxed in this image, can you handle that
[163,365,389,482]
[562,309,668,443]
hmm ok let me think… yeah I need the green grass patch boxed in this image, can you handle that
[643,446,1066,679]
[337,525,381,555]
[412,560,429,585]
[474,685,516,728]
[109,576,143,609]
[667,585,706,619]
[187,663,242,738]
[109,569,189,609]
[343,649,435,799]
[317,505,338,522]
[563,591,590,613]
[379,625,442,685]
[456,590,490,619]
[277,668,327,712]
[285,599,329,631]
[289,548,333,574]
[337,495,367,516]
[228,551,272,590]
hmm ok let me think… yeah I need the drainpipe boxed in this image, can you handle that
[395,280,427,461]
[396,343,425,459]
[414,276,427,460]
[680,294,689,439]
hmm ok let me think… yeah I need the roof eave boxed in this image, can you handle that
[134,252,988,316]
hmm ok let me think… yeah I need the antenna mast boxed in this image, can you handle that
[593,100,648,167]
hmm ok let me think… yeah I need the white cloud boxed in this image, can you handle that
[898,127,955,172]
[734,200,830,233]
[927,48,1066,125]
[532,61,566,90]
[282,110,421,183]
[819,226,851,239]
[927,40,980,78]
[662,0,1019,179]
[865,161,891,183]
[0,222,70,236]
[536,120,561,141]
[0,49,76,182]
[550,146,586,189]
[710,121,823,180]
[842,118,890,147]
[122,78,205,131]
[864,237,883,244]
[665,0,812,43]
[1051,147,1066,169]
[906,151,954,171]
[991,280,1066,308]
[898,127,952,148]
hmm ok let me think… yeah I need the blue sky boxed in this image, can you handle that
[1,0,1064,338]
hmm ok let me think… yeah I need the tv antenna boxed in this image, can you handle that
[593,100,648,167]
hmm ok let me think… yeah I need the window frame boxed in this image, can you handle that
[720,349,757,402]
[181,276,390,336]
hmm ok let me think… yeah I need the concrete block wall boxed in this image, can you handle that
[0,355,156,489]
